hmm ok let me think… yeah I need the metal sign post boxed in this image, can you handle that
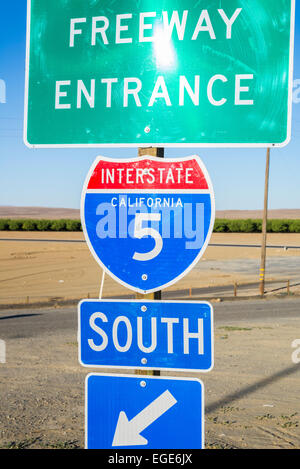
[136,147,163,376]
[136,146,164,301]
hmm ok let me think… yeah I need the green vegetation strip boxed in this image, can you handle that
[214,219,300,233]
[0,218,300,233]
[0,219,82,232]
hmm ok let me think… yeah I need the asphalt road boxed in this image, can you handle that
[1,238,300,249]
[1,297,299,340]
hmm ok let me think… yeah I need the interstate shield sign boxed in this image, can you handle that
[81,156,215,293]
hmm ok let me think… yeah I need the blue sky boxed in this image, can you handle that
[0,1,300,211]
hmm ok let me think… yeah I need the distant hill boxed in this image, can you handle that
[1,206,300,220]
[0,206,80,219]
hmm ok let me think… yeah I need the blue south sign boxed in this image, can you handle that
[78,299,213,372]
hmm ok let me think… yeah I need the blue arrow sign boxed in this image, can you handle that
[81,155,215,294]
[79,300,213,372]
[86,374,204,449]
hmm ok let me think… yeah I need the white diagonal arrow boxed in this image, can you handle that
[112,390,177,447]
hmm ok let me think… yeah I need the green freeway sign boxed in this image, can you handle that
[24,0,295,148]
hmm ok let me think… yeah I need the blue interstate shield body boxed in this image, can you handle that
[79,300,213,372]
[84,192,212,291]
[86,374,204,449]
[81,156,215,293]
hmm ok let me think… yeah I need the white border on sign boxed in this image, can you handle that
[23,0,296,148]
[85,373,205,450]
[23,0,31,149]
[77,299,214,373]
[80,154,216,294]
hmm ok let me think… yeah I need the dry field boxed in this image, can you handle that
[1,231,300,305]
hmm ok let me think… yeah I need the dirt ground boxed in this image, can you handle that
[1,232,300,305]
[204,314,300,449]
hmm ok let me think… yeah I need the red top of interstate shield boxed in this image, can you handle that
[87,156,209,191]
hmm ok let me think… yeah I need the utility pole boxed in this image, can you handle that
[260,148,270,296]
[135,147,164,376]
